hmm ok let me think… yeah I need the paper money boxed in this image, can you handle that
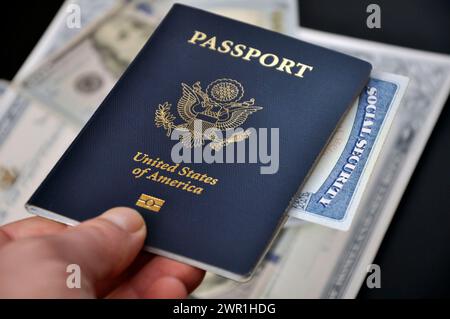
[21,4,158,124]
[0,85,77,225]
[293,29,450,298]
[289,73,408,230]
[132,0,299,35]
[0,0,116,225]
[0,80,8,100]
[14,0,120,81]
[193,228,294,298]
[268,31,450,298]
[193,29,450,299]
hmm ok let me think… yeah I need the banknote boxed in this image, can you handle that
[0,80,8,98]
[20,3,158,124]
[266,30,450,299]
[132,0,299,35]
[193,30,450,299]
[193,228,293,298]
[0,0,118,225]
[0,85,77,225]
[289,73,408,230]
[14,0,121,81]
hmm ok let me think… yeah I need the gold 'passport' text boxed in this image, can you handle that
[187,30,314,79]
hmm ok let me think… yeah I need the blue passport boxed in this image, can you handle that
[26,4,371,280]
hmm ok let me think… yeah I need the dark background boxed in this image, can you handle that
[0,0,449,298]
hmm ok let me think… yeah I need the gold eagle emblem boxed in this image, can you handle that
[155,78,262,149]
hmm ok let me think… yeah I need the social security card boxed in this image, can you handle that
[289,72,409,230]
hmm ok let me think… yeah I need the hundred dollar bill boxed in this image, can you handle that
[14,0,121,81]
[132,0,299,35]
[193,29,450,299]
[1,1,119,225]
[20,4,158,124]
[193,228,294,298]
[267,30,450,299]
[289,72,408,230]
[0,85,77,225]
[0,80,8,99]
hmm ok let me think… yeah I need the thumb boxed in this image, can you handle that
[50,207,146,295]
[0,207,146,298]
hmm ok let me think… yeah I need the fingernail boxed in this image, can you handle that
[101,207,145,233]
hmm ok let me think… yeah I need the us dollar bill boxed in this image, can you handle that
[296,29,450,298]
[0,80,8,100]
[0,0,118,226]
[20,3,158,124]
[14,0,121,81]
[193,29,450,299]
[269,31,450,299]
[0,85,77,225]
[132,0,299,35]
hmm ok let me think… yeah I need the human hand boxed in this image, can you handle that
[0,207,205,298]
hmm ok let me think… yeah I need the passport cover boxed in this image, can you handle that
[26,4,372,280]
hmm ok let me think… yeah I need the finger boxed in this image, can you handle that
[0,229,10,248]
[145,277,188,299]
[96,251,154,298]
[108,255,205,298]
[43,207,146,294]
[0,217,67,248]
